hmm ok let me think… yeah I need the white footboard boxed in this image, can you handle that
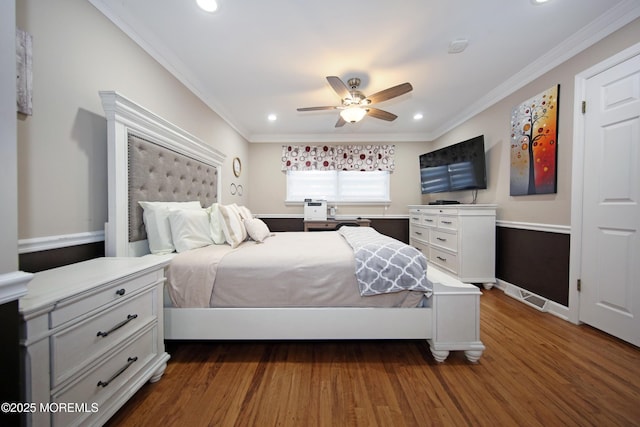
[163,268,484,363]
[165,307,431,340]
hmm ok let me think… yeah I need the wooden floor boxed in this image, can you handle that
[106,289,640,427]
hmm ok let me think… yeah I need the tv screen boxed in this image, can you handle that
[419,135,487,194]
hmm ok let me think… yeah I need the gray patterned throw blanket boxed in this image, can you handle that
[338,226,432,297]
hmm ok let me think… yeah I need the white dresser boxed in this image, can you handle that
[19,257,170,427]
[408,204,497,286]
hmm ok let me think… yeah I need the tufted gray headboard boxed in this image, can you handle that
[101,91,226,256]
[127,133,219,243]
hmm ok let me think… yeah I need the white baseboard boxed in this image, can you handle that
[18,230,105,254]
[496,279,570,321]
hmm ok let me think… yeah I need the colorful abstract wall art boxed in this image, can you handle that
[510,85,559,196]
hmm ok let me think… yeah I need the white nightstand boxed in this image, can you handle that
[19,257,170,427]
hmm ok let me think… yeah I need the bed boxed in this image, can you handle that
[100,91,485,363]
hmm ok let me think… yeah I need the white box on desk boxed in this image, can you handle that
[304,200,327,220]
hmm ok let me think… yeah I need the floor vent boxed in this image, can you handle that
[518,290,549,311]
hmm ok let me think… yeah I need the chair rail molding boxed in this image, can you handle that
[496,220,570,234]
[18,230,105,254]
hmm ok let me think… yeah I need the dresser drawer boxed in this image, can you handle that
[51,270,161,328]
[409,212,423,226]
[430,229,458,252]
[51,287,157,387]
[430,247,458,274]
[409,224,429,243]
[52,326,157,427]
[437,215,458,231]
[410,238,429,259]
[423,214,438,227]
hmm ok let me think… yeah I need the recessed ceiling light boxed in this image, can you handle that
[197,0,218,13]
[531,0,550,4]
[413,113,424,120]
[268,114,277,122]
[448,39,468,54]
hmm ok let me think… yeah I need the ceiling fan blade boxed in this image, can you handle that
[335,116,347,127]
[326,76,351,100]
[366,82,413,105]
[297,106,338,111]
[367,108,397,121]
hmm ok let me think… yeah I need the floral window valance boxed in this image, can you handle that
[281,145,395,172]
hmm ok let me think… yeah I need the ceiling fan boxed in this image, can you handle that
[297,76,413,127]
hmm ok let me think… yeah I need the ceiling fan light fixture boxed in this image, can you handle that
[340,107,367,123]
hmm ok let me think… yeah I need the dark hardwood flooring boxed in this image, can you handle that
[105,289,640,426]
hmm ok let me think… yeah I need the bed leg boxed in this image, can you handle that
[464,350,483,364]
[430,347,450,363]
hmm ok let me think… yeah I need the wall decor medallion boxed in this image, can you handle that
[510,85,559,196]
[233,157,242,177]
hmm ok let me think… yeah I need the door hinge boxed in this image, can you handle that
[582,101,586,114]
[577,279,582,292]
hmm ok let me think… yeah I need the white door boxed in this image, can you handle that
[579,53,640,346]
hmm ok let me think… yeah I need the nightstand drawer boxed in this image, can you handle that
[430,229,458,252]
[51,287,157,387]
[51,270,161,328]
[52,326,157,427]
[430,247,458,274]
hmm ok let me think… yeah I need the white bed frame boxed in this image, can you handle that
[100,91,485,363]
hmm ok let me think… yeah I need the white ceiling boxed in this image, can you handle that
[89,0,640,143]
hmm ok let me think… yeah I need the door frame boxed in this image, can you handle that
[569,41,640,324]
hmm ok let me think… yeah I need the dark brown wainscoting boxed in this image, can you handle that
[496,226,570,306]
[260,217,409,243]
[260,217,305,232]
[0,300,20,427]
[19,241,105,273]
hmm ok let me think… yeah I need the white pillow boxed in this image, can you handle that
[237,205,253,220]
[138,201,202,254]
[218,204,247,248]
[206,203,226,244]
[244,218,271,243]
[168,209,214,253]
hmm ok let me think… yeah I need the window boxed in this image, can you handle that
[286,170,390,204]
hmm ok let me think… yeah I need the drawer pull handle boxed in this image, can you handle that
[97,314,138,338]
[436,256,447,262]
[425,219,434,222]
[441,221,452,225]
[414,231,422,235]
[97,356,138,388]
[115,288,126,296]
[436,237,447,242]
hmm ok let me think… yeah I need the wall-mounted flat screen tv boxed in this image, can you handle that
[419,135,487,194]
